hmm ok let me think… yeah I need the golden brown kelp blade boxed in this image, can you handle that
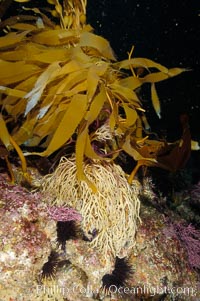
[0,114,28,181]
[0,0,187,186]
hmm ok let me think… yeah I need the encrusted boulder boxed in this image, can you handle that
[0,174,56,301]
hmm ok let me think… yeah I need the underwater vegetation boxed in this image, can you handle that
[47,205,82,222]
[0,0,189,188]
[41,155,141,258]
[0,2,199,300]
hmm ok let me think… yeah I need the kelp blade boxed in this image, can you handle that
[27,94,87,157]
[0,114,11,149]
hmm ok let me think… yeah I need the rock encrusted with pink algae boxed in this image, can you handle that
[162,220,200,270]
[47,205,82,222]
[34,205,199,301]
[0,172,199,301]
[0,173,56,301]
[125,205,199,301]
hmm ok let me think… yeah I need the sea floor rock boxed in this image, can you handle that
[126,205,199,301]
[0,171,199,301]
[0,173,56,301]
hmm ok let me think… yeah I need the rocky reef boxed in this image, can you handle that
[0,167,199,301]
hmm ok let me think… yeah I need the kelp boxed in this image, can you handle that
[41,156,141,258]
[0,114,28,181]
[0,0,190,186]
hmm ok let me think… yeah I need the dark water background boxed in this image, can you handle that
[87,0,200,141]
